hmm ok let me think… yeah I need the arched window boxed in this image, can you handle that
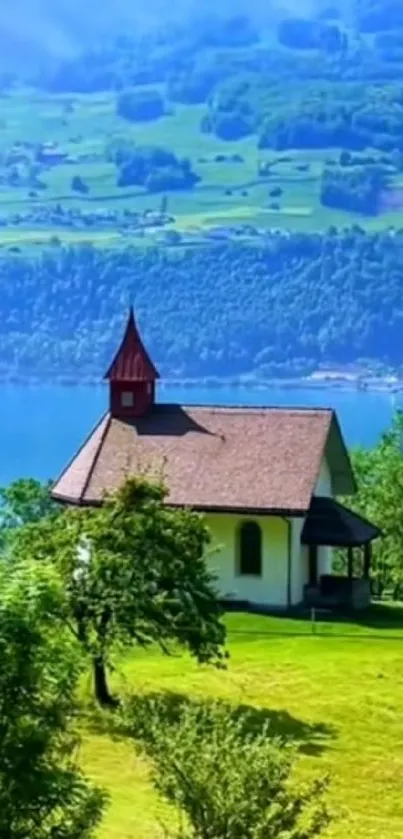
[238,521,262,576]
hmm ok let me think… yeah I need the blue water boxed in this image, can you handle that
[0,382,401,486]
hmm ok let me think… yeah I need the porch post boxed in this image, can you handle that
[363,543,372,580]
[347,547,354,580]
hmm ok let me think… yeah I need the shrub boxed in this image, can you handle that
[71,175,89,193]
[114,145,199,192]
[138,700,329,839]
[117,89,165,122]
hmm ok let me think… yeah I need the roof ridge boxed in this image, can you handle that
[180,404,334,414]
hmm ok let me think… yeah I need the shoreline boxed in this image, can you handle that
[0,373,402,394]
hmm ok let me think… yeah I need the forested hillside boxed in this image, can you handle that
[1,233,402,380]
[1,0,403,378]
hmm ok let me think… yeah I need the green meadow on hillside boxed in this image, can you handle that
[80,610,403,839]
[1,87,403,250]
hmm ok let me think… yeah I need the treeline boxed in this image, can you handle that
[1,233,403,379]
[204,78,403,151]
[6,4,403,100]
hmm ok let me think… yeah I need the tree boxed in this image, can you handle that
[116,89,165,122]
[114,145,198,191]
[16,477,227,706]
[143,701,329,839]
[343,412,403,598]
[0,559,105,838]
[320,165,387,215]
[0,478,60,551]
[71,175,90,194]
[0,478,58,528]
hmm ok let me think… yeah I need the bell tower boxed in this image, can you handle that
[104,308,159,419]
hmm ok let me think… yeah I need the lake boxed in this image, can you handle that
[0,382,401,486]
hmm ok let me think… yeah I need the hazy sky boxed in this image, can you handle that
[0,0,329,60]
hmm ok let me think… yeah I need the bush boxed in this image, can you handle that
[117,89,165,122]
[114,145,198,192]
[136,700,329,839]
[320,164,387,215]
[71,175,89,194]
[145,166,198,192]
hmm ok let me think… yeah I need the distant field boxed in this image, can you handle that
[1,88,403,243]
[80,609,403,839]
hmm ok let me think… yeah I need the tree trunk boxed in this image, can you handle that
[93,656,118,707]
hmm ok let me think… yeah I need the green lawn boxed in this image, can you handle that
[80,608,403,839]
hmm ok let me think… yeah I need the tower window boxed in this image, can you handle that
[121,391,134,408]
[238,521,262,576]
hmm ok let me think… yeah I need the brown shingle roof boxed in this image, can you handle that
[51,404,354,512]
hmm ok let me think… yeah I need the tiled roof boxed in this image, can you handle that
[51,404,355,512]
[104,308,159,382]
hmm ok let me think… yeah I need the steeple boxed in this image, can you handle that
[105,308,159,419]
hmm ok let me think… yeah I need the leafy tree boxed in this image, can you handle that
[0,478,58,528]
[114,145,198,191]
[344,413,403,599]
[0,559,105,838]
[117,89,165,122]
[142,700,329,839]
[5,232,403,379]
[71,175,90,194]
[17,477,227,706]
[320,164,387,214]
[0,478,60,551]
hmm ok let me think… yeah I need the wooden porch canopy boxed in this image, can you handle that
[301,496,381,548]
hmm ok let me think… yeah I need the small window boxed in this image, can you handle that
[238,521,262,576]
[121,391,134,408]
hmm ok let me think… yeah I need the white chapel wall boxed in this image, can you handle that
[204,513,290,607]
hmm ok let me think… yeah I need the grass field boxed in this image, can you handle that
[1,87,403,244]
[80,609,403,839]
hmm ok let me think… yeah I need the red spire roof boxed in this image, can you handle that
[104,308,160,382]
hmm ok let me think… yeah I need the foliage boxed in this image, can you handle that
[141,700,329,839]
[107,142,198,191]
[0,478,58,528]
[278,18,344,53]
[0,559,105,838]
[0,478,60,551]
[320,165,387,214]
[71,175,90,194]
[116,89,166,122]
[3,233,403,379]
[17,476,227,704]
[258,84,403,152]
[344,413,403,599]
